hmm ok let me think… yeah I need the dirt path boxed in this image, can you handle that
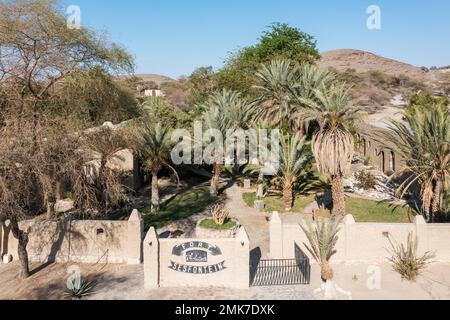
[225,184,271,259]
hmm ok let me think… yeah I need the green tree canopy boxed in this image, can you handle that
[217,23,320,96]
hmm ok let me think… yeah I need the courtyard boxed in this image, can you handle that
[1,0,450,304]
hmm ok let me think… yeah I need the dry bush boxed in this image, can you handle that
[387,232,435,281]
[355,171,377,190]
[210,204,230,226]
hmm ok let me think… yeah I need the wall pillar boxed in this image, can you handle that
[234,227,250,289]
[343,214,356,262]
[415,215,429,255]
[269,212,283,259]
[143,227,160,289]
[127,209,144,264]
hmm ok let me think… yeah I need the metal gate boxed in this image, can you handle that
[250,244,310,286]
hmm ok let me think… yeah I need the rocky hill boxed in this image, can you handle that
[318,49,449,114]
[134,74,175,86]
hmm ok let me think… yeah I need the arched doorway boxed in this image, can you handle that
[390,151,396,172]
[380,151,386,173]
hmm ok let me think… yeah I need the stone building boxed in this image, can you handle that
[356,125,404,176]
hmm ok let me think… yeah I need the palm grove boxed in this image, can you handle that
[1,0,449,279]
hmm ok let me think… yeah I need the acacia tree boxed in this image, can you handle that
[0,0,133,279]
[0,115,81,278]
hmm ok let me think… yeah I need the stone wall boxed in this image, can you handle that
[144,227,250,289]
[0,210,143,264]
[270,212,450,263]
[357,132,404,175]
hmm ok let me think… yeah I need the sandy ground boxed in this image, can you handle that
[0,261,448,300]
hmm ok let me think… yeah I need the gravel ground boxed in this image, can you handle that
[2,261,448,300]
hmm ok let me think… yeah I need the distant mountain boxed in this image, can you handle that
[317,49,449,112]
[134,74,175,86]
[318,49,429,82]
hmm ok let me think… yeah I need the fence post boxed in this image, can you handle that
[415,215,428,255]
[144,227,160,289]
[269,212,283,259]
[127,209,143,264]
[234,227,250,289]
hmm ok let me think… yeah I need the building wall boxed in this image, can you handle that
[1,210,143,264]
[144,227,250,289]
[357,133,404,175]
[270,213,450,263]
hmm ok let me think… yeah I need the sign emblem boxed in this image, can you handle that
[170,241,226,274]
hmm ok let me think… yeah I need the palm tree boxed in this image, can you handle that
[201,89,248,195]
[301,217,342,282]
[382,107,450,222]
[299,83,364,216]
[252,60,299,128]
[251,60,333,133]
[136,122,179,212]
[278,133,312,211]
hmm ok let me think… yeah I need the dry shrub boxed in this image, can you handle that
[387,232,435,281]
[355,171,377,190]
[210,204,230,226]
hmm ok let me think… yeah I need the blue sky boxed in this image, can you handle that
[63,0,450,78]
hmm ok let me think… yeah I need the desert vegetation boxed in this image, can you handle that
[0,0,449,284]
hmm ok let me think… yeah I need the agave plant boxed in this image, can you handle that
[300,217,342,282]
[64,277,96,300]
[387,232,435,281]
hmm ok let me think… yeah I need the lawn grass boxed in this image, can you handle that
[242,192,315,213]
[141,185,222,230]
[199,218,237,230]
[346,197,413,223]
[242,192,413,223]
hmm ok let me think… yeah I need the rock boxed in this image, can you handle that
[345,169,398,201]
[254,200,265,212]
[54,199,74,213]
[243,179,251,189]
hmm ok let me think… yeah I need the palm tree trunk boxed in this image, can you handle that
[431,179,443,222]
[257,168,264,185]
[321,261,334,282]
[210,163,222,196]
[331,174,346,217]
[10,218,30,279]
[283,181,293,211]
[151,168,160,212]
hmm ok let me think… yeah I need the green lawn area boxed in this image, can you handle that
[110,184,222,230]
[199,218,237,230]
[242,192,315,213]
[242,192,414,223]
[140,185,222,230]
[346,197,413,223]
